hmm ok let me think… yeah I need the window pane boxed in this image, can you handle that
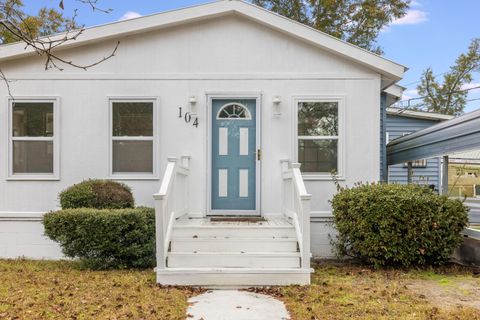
[113,141,153,173]
[13,141,54,173]
[112,102,153,136]
[298,102,338,136]
[298,139,338,173]
[13,102,54,137]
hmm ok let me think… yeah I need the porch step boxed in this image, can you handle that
[167,252,301,268]
[170,236,298,252]
[156,268,311,286]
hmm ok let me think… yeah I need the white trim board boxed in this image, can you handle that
[0,1,405,83]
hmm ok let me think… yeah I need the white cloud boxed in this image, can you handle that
[391,9,428,25]
[402,89,419,101]
[119,11,142,21]
[410,0,422,7]
[461,82,480,94]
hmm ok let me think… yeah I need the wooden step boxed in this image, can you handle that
[172,225,296,238]
[156,268,312,286]
[167,252,301,268]
[170,236,298,252]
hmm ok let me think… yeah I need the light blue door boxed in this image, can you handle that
[211,99,257,212]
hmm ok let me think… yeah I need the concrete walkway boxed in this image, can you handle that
[187,290,290,320]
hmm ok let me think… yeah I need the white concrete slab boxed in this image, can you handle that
[187,290,290,320]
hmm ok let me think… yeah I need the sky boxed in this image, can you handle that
[21,0,480,112]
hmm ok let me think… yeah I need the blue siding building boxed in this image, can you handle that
[385,107,453,190]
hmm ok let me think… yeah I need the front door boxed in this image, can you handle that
[211,98,258,214]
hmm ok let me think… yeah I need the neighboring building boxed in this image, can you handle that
[0,0,406,285]
[448,150,480,197]
[385,107,453,190]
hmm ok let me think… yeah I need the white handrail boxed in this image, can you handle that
[281,160,312,270]
[154,156,190,270]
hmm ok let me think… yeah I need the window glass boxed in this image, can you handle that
[298,102,338,136]
[298,101,339,174]
[298,139,338,173]
[13,140,54,173]
[112,102,153,136]
[111,101,154,175]
[13,102,54,137]
[217,104,251,119]
[113,141,153,173]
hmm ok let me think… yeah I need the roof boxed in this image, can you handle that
[0,0,406,86]
[387,108,480,165]
[383,84,405,107]
[386,107,454,121]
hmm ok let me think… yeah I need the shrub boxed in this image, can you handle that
[59,179,134,209]
[43,207,155,269]
[331,183,468,268]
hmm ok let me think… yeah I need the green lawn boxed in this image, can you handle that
[1,260,479,319]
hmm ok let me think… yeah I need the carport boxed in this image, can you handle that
[387,108,480,196]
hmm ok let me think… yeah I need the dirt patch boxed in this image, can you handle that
[407,278,480,310]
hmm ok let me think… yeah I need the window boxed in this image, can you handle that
[110,100,155,176]
[297,100,341,176]
[217,103,251,119]
[403,159,427,168]
[9,99,58,179]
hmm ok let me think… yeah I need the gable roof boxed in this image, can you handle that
[0,0,406,86]
[387,107,454,121]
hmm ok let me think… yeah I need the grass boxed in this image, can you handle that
[1,260,480,319]
[250,262,480,320]
[470,225,480,230]
[0,259,199,320]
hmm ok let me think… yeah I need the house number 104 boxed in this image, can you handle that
[178,107,199,128]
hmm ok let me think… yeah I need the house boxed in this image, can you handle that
[0,0,405,286]
[384,106,453,190]
[448,150,480,197]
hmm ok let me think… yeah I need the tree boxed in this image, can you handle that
[0,0,117,94]
[252,0,410,54]
[416,38,480,116]
[0,0,77,45]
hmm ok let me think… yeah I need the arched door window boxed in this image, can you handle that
[216,103,251,120]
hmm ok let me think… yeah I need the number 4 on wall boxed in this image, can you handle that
[178,107,199,128]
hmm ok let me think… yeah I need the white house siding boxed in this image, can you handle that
[0,15,381,259]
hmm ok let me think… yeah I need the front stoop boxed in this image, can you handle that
[156,268,312,286]
[156,216,312,286]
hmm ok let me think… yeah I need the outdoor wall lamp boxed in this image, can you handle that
[273,96,282,117]
[189,96,198,115]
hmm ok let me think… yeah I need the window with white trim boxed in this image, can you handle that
[111,100,154,175]
[10,100,57,177]
[297,100,339,174]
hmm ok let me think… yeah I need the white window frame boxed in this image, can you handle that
[293,96,345,180]
[7,97,60,181]
[108,97,159,180]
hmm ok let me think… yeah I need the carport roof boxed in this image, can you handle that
[387,108,480,165]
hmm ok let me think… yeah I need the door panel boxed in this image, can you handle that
[211,99,257,212]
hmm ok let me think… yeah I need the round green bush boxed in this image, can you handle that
[331,183,468,268]
[43,207,155,269]
[59,179,134,209]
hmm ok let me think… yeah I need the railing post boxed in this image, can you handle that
[153,193,166,270]
[300,195,311,269]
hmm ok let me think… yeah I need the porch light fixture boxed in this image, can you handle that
[273,96,282,117]
[189,96,198,115]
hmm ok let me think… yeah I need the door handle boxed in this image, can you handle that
[257,149,261,161]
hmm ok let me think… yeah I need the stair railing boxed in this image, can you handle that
[281,160,312,270]
[154,156,190,270]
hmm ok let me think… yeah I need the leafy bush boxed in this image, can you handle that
[331,183,468,268]
[43,207,155,269]
[59,179,134,209]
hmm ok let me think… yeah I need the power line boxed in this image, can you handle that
[401,71,449,87]
[398,85,480,104]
